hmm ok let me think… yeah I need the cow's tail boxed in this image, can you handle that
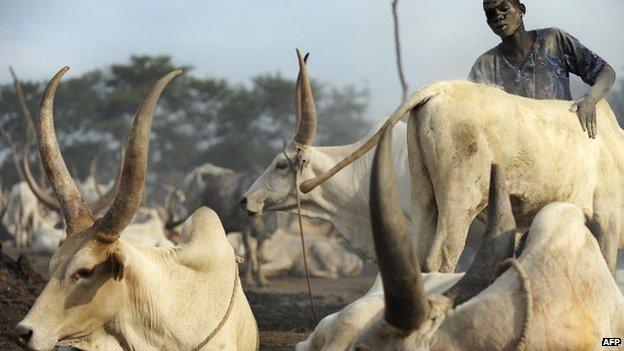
[299,87,438,193]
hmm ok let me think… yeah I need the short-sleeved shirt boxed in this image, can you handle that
[469,27,606,100]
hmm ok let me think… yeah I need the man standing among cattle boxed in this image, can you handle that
[470,0,616,138]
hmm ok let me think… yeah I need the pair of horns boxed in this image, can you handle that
[293,49,317,145]
[36,67,182,239]
[370,125,516,332]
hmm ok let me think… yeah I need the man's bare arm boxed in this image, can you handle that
[587,63,616,102]
[571,63,616,139]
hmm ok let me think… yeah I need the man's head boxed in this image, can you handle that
[483,0,526,39]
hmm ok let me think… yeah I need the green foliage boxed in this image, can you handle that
[0,55,371,186]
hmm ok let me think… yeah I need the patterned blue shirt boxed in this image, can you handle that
[469,27,606,100]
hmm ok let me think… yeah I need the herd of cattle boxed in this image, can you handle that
[5,49,624,350]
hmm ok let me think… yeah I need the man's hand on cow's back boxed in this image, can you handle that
[571,95,598,139]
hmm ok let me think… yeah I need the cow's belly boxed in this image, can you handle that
[500,152,596,231]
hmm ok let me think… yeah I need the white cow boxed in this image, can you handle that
[78,174,114,203]
[31,226,65,254]
[352,129,624,351]
[4,180,114,251]
[242,52,624,274]
[16,68,258,351]
[228,228,363,279]
[3,182,65,254]
[121,208,175,248]
[30,210,65,254]
[4,182,42,247]
[240,52,425,262]
[0,186,12,241]
[233,54,466,269]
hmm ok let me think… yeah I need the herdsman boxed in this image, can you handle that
[470,0,616,139]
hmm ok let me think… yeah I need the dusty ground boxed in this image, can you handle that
[0,246,47,351]
[0,245,376,351]
[247,272,375,350]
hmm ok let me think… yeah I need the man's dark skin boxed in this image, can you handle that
[484,0,616,138]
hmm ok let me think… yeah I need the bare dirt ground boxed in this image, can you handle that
[0,246,47,351]
[0,245,376,351]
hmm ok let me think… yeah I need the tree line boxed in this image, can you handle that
[1,55,623,192]
[0,55,371,188]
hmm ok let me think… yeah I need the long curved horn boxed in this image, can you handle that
[10,66,48,185]
[95,70,182,241]
[294,52,310,135]
[443,163,516,306]
[149,182,188,230]
[299,92,433,193]
[0,122,25,182]
[293,49,317,145]
[37,67,94,235]
[370,124,429,332]
[9,67,36,139]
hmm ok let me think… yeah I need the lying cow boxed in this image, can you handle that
[228,228,363,280]
[121,208,175,248]
[352,127,624,350]
[30,211,64,254]
[295,273,461,351]
[16,68,258,351]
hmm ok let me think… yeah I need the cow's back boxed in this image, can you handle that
[416,81,623,229]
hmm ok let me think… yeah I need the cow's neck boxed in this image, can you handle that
[294,124,411,260]
[298,142,377,258]
[108,242,236,350]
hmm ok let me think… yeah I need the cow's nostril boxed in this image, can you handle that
[15,325,33,345]
[239,196,248,209]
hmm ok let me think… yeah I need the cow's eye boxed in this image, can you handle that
[71,268,94,281]
[276,160,289,170]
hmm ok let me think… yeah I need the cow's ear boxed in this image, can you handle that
[108,248,128,281]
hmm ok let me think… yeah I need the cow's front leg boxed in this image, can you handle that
[241,227,256,286]
[255,236,269,287]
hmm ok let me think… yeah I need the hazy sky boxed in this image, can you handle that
[1,0,623,122]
